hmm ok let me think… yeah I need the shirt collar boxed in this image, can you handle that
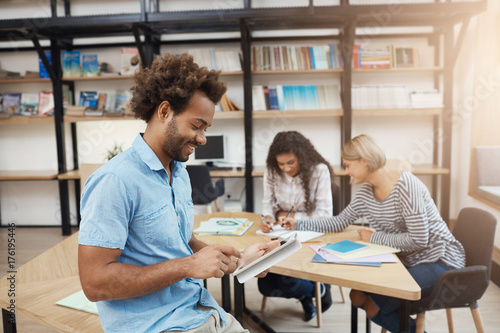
[132,133,167,172]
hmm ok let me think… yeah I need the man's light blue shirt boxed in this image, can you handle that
[78,133,226,333]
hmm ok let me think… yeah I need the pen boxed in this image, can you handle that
[281,206,294,227]
[261,214,273,231]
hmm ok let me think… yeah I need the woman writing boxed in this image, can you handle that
[259,131,335,321]
[282,134,465,332]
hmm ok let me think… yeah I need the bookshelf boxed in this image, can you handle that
[0,0,487,233]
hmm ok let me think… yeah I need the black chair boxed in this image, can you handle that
[380,207,497,333]
[186,165,225,213]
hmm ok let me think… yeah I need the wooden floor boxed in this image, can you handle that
[1,227,500,333]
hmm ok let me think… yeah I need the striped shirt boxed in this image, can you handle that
[297,171,465,269]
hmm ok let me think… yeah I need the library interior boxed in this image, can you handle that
[1,0,500,332]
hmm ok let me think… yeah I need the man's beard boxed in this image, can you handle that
[162,116,193,162]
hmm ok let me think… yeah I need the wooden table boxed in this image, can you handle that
[194,212,421,333]
[0,232,103,332]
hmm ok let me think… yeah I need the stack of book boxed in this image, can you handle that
[251,44,342,71]
[410,90,444,108]
[217,94,240,112]
[352,85,411,109]
[161,48,242,72]
[252,84,342,111]
[0,91,55,116]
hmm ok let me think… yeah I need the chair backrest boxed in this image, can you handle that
[453,207,497,278]
[332,183,342,216]
[186,165,224,205]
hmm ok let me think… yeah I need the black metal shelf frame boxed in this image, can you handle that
[0,0,487,235]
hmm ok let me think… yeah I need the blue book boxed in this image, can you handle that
[38,51,52,78]
[62,51,81,77]
[322,240,368,255]
[79,91,98,108]
[82,54,99,77]
[268,88,279,110]
[276,85,285,110]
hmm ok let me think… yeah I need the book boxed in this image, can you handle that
[394,48,418,68]
[2,93,22,114]
[65,105,86,117]
[82,54,99,77]
[61,51,81,77]
[321,240,368,256]
[96,92,107,110]
[79,91,98,109]
[233,233,302,283]
[56,290,98,315]
[114,90,133,113]
[20,93,39,115]
[121,48,140,75]
[193,218,253,236]
[38,50,52,78]
[37,91,54,115]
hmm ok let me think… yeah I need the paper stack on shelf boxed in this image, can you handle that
[352,85,410,109]
[410,90,444,109]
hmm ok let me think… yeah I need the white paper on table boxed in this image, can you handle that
[257,225,324,243]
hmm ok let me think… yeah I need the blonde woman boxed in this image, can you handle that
[283,134,465,333]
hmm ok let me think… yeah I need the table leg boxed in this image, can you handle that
[399,299,410,333]
[2,308,17,333]
[351,303,358,333]
[221,274,231,312]
[233,277,276,333]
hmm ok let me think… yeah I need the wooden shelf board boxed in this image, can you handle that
[214,110,244,119]
[0,78,51,84]
[63,75,133,81]
[253,69,343,75]
[58,170,81,180]
[0,170,58,181]
[333,164,449,176]
[253,109,343,118]
[220,71,243,76]
[353,108,443,116]
[63,115,138,122]
[353,67,443,73]
[0,115,54,125]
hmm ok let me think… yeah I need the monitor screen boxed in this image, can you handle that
[194,134,225,162]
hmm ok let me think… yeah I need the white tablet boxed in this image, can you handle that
[233,233,302,284]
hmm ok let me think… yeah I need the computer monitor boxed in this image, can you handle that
[193,134,225,166]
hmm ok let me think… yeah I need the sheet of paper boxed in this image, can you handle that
[56,290,98,315]
[257,226,324,243]
[311,253,382,267]
[311,245,398,263]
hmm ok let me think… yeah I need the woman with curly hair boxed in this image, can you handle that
[258,130,335,321]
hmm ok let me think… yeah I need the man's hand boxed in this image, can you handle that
[239,240,280,277]
[189,245,241,279]
[357,229,373,242]
[281,217,297,230]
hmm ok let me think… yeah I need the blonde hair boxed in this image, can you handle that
[341,135,386,172]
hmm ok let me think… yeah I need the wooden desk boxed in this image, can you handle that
[0,232,103,332]
[194,212,421,333]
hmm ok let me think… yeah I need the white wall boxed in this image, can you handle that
[1,0,498,246]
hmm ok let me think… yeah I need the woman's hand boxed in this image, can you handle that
[357,229,373,242]
[281,217,297,230]
[260,215,275,233]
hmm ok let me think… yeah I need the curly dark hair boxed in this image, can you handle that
[131,53,227,122]
[266,131,335,215]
